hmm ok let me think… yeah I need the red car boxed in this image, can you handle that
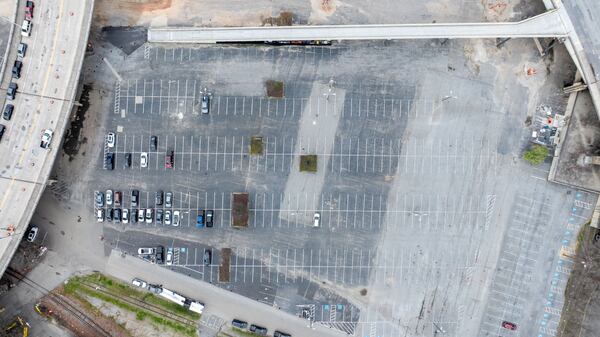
[25,1,34,20]
[165,151,174,168]
[501,321,517,331]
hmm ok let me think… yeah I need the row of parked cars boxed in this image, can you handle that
[137,246,212,266]
[232,319,290,337]
[103,133,175,170]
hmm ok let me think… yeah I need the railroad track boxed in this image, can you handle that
[5,268,112,337]
[79,280,198,327]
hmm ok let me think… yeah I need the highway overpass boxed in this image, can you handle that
[0,0,94,275]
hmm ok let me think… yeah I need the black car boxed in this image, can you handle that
[3,104,14,121]
[155,190,163,205]
[156,209,163,224]
[124,153,132,168]
[0,125,4,142]
[274,331,291,337]
[205,210,214,227]
[12,61,22,79]
[106,208,113,222]
[155,246,164,264]
[150,136,157,151]
[131,190,139,207]
[105,153,114,170]
[7,82,17,100]
[231,319,248,329]
[203,249,212,266]
[130,209,137,223]
[114,208,121,223]
[249,325,268,336]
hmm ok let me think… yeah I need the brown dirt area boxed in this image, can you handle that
[557,222,600,337]
[265,80,285,98]
[219,248,231,282]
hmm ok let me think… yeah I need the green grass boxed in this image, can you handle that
[523,144,549,165]
[250,137,263,155]
[299,155,318,172]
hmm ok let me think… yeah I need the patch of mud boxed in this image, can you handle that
[262,11,294,26]
[119,0,172,11]
[101,26,148,55]
[62,85,91,161]
[309,0,340,24]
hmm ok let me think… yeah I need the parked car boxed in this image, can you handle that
[114,208,121,223]
[145,208,153,224]
[130,209,137,223]
[104,153,114,170]
[155,246,164,264]
[150,136,157,151]
[313,212,321,227]
[17,43,27,58]
[124,153,132,168]
[164,210,171,225]
[231,319,248,329]
[94,191,104,207]
[173,210,180,226]
[274,331,291,337]
[25,1,34,20]
[21,20,31,37]
[7,83,17,100]
[96,209,104,222]
[165,192,173,208]
[502,321,517,331]
[196,212,203,228]
[106,132,115,147]
[203,249,211,266]
[147,283,162,294]
[140,152,148,167]
[201,94,210,114]
[138,247,155,255]
[106,190,113,206]
[249,324,267,336]
[0,125,5,142]
[114,191,122,207]
[155,191,163,205]
[122,209,129,224]
[131,278,147,288]
[106,208,113,222]
[166,248,173,266]
[205,210,214,227]
[137,209,145,222]
[165,150,174,168]
[26,226,38,242]
[3,104,13,121]
[12,61,22,79]
[40,129,53,149]
[131,190,139,207]
[156,209,163,224]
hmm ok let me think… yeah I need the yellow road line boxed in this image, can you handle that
[0,0,67,212]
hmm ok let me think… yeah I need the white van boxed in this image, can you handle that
[21,20,31,37]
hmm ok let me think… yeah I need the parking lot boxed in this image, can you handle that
[83,39,598,337]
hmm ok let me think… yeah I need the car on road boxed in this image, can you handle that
[164,210,171,225]
[0,125,5,142]
[17,43,27,58]
[21,20,31,37]
[502,321,517,331]
[96,209,104,222]
[124,153,132,168]
[140,152,148,168]
[165,150,174,168]
[114,191,122,207]
[40,129,53,149]
[313,212,321,227]
[106,190,113,206]
[173,210,180,226]
[122,209,129,224]
[3,104,14,121]
[165,192,173,208]
[131,190,139,207]
[205,210,214,227]
[106,132,115,148]
[249,324,267,336]
[106,208,113,222]
[138,247,155,255]
[203,249,211,266]
[25,1,34,20]
[156,209,163,224]
[155,191,163,205]
[231,319,247,329]
[145,208,153,224]
[12,61,22,79]
[196,213,204,228]
[274,331,291,337]
[26,226,38,242]
[150,136,157,151]
[131,278,147,288]
[114,208,121,223]
[137,209,144,222]
[166,248,173,266]
[7,83,17,100]
[201,94,210,114]
[94,191,104,207]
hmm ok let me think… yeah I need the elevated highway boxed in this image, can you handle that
[0,0,94,274]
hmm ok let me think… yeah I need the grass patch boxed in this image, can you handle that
[299,155,318,172]
[523,144,548,165]
[250,137,263,155]
[265,80,284,98]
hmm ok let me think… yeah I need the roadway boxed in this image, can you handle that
[0,0,94,274]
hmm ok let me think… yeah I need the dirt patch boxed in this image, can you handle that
[299,155,318,172]
[219,248,231,282]
[265,80,284,98]
[250,136,263,155]
[118,0,173,11]
[262,11,294,26]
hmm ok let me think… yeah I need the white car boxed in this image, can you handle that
[122,209,129,224]
[173,210,180,226]
[131,278,147,288]
[313,212,321,227]
[137,247,154,255]
[164,210,171,225]
[26,226,38,242]
[106,190,113,206]
[137,209,145,222]
[96,209,104,222]
[145,208,153,224]
[166,248,173,266]
[21,20,31,37]
[140,152,148,168]
[40,129,53,149]
[106,132,115,148]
